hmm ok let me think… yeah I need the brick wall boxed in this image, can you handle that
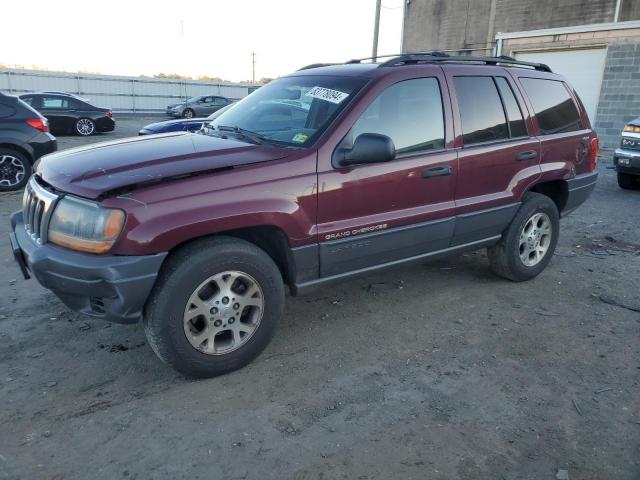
[594,43,640,151]
[402,0,623,52]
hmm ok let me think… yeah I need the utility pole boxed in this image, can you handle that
[251,51,256,84]
[372,0,382,61]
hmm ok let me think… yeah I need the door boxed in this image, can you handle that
[515,48,606,124]
[517,76,591,178]
[316,75,457,277]
[197,96,215,115]
[39,95,74,133]
[445,70,541,245]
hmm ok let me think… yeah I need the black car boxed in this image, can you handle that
[0,93,57,191]
[139,103,235,135]
[19,93,115,136]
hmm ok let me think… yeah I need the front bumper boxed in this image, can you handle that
[562,170,598,216]
[613,148,640,175]
[10,211,167,324]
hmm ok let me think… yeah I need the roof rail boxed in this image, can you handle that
[297,63,338,71]
[378,53,552,72]
[297,51,551,73]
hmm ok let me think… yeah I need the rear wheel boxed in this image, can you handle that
[143,237,285,378]
[182,108,195,119]
[75,118,96,136]
[617,172,638,190]
[488,192,559,282]
[0,148,31,192]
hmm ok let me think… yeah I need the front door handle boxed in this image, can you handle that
[422,165,452,178]
[516,150,537,161]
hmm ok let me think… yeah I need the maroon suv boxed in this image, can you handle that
[10,53,599,377]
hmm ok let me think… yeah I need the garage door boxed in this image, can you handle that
[515,48,606,124]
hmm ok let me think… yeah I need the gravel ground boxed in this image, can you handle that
[0,118,639,480]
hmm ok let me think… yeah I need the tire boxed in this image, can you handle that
[75,118,96,136]
[182,108,195,119]
[0,148,31,192]
[617,172,638,190]
[488,192,560,282]
[143,236,285,378]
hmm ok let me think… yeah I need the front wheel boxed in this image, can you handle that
[182,108,195,119]
[618,172,638,190]
[0,148,31,191]
[143,237,285,378]
[488,192,559,282]
[75,118,96,136]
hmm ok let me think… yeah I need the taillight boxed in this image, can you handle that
[26,118,49,133]
[589,137,599,172]
[106,111,113,118]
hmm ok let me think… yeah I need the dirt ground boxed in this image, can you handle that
[0,117,639,480]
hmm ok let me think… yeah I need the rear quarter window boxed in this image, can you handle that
[520,78,582,134]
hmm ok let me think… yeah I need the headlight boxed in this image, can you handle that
[48,196,125,254]
[623,125,640,133]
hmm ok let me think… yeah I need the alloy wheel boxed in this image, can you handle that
[518,212,552,267]
[183,270,264,355]
[76,118,95,136]
[0,154,26,188]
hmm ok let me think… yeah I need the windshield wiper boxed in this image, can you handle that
[215,125,266,145]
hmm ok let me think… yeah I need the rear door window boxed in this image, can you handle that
[520,78,582,134]
[351,77,445,155]
[41,96,69,110]
[454,76,509,145]
[495,77,527,138]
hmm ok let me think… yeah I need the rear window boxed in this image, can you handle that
[520,78,582,134]
[454,76,509,145]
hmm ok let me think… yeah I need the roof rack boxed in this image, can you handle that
[298,51,551,73]
[378,52,552,72]
[297,62,338,71]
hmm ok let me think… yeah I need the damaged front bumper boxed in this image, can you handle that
[10,211,167,324]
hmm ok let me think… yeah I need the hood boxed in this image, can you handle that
[627,117,640,128]
[36,132,290,199]
[143,118,205,131]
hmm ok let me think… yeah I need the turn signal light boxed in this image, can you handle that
[589,137,599,172]
[26,118,49,133]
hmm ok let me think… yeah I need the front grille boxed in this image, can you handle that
[620,136,640,151]
[22,176,59,244]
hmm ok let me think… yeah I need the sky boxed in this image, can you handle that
[2,0,404,82]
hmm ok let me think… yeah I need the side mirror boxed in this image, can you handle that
[336,133,395,167]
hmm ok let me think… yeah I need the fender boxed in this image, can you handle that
[104,152,319,255]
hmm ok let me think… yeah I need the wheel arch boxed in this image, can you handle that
[0,142,34,163]
[161,225,298,289]
[528,179,569,214]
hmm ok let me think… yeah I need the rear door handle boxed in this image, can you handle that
[422,165,452,178]
[516,150,537,161]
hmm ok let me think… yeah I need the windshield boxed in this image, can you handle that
[206,75,367,147]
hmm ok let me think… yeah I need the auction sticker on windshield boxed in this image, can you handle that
[306,86,349,104]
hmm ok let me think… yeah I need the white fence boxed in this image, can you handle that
[0,69,252,113]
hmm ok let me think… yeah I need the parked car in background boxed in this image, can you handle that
[140,103,235,135]
[167,95,234,118]
[0,93,56,191]
[10,53,598,377]
[613,118,640,189]
[19,93,114,136]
